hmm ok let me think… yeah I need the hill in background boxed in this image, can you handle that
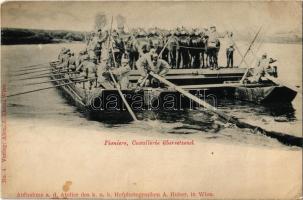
[1,28,86,45]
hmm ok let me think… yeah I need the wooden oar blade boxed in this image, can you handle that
[6,78,93,98]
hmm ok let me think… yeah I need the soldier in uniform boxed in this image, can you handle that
[87,29,108,64]
[177,28,190,68]
[245,53,277,83]
[206,26,220,69]
[67,52,77,75]
[102,56,131,89]
[111,31,125,66]
[226,32,234,68]
[189,29,203,68]
[76,50,87,68]
[57,48,70,70]
[76,54,98,90]
[136,49,170,87]
[58,47,67,61]
[166,30,179,68]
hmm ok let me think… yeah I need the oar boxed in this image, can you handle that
[135,74,149,92]
[13,68,72,77]
[11,65,52,73]
[6,78,93,98]
[14,71,78,81]
[149,72,302,147]
[238,26,263,67]
[12,68,55,76]
[108,20,138,122]
[231,38,250,68]
[226,25,263,83]
[15,62,51,69]
[24,77,80,86]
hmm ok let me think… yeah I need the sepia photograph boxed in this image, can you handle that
[1,1,302,199]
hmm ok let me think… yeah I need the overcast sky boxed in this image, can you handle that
[1,1,302,35]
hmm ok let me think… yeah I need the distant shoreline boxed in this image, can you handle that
[1,40,301,46]
[1,41,86,46]
[1,27,301,45]
[1,28,86,45]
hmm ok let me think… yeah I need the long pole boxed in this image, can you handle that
[11,66,53,73]
[24,77,84,86]
[6,78,92,98]
[14,71,78,81]
[107,16,138,121]
[149,72,302,147]
[238,27,265,83]
[13,62,52,69]
[12,68,62,76]
[238,26,263,67]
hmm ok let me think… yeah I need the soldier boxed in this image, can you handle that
[177,28,190,68]
[87,29,108,64]
[245,53,277,83]
[111,31,125,66]
[76,55,98,90]
[136,29,150,54]
[166,30,179,68]
[189,29,203,68]
[136,49,170,87]
[226,32,234,68]
[206,26,220,69]
[256,53,277,69]
[76,50,86,68]
[87,32,98,63]
[67,52,77,75]
[58,47,67,61]
[103,56,131,89]
[57,49,70,70]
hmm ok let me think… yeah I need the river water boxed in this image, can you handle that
[2,42,302,149]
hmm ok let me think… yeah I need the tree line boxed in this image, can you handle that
[1,28,86,45]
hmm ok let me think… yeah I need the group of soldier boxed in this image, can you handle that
[56,28,172,90]
[84,25,235,70]
[56,25,277,90]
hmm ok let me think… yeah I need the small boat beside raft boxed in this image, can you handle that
[49,61,297,116]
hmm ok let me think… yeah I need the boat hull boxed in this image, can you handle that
[49,62,297,120]
[234,86,297,104]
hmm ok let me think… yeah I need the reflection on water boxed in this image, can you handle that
[2,43,302,148]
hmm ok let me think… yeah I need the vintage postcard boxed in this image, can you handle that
[1,1,302,199]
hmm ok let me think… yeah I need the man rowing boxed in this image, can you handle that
[57,48,70,70]
[244,53,277,83]
[136,49,170,87]
[75,54,97,90]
